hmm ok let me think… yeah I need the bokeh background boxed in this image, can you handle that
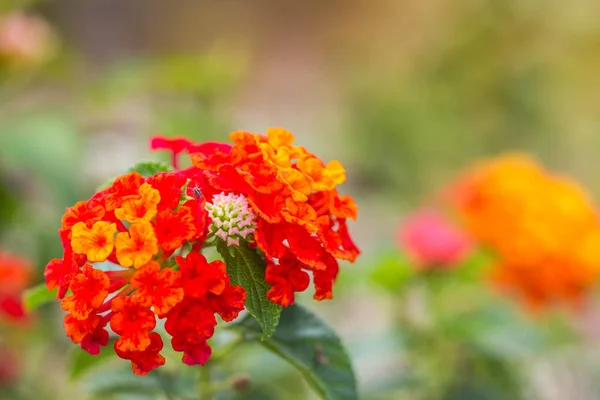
[2,0,600,399]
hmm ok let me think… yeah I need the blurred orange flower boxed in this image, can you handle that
[450,154,600,308]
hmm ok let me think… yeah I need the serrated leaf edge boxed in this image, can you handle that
[230,245,282,338]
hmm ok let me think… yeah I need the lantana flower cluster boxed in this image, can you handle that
[44,128,359,375]
[451,154,600,308]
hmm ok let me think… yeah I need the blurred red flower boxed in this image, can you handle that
[0,251,32,322]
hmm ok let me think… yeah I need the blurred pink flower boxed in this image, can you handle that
[0,11,53,66]
[397,209,472,268]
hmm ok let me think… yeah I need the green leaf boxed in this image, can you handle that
[94,161,173,192]
[23,283,56,312]
[128,161,173,177]
[217,240,282,339]
[69,343,116,380]
[231,303,358,400]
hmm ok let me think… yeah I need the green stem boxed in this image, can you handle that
[198,363,212,400]
[211,335,245,362]
[202,240,216,249]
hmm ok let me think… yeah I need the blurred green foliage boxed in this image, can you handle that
[85,52,246,144]
[0,110,82,272]
[345,2,563,199]
[360,243,585,400]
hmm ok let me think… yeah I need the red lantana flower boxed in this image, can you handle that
[130,261,183,316]
[150,136,194,169]
[44,127,359,375]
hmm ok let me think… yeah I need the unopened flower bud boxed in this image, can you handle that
[230,374,251,393]
[205,193,257,246]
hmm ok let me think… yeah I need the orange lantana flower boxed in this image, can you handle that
[297,156,346,192]
[130,261,184,316]
[153,206,196,253]
[105,172,145,211]
[281,197,318,234]
[114,183,161,223]
[61,264,110,320]
[64,313,108,355]
[110,297,156,352]
[115,222,158,268]
[71,221,117,262]
[115,332,166,376]
[259,127,299,168]
[278,168,312,202]
[62,201,105,229]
